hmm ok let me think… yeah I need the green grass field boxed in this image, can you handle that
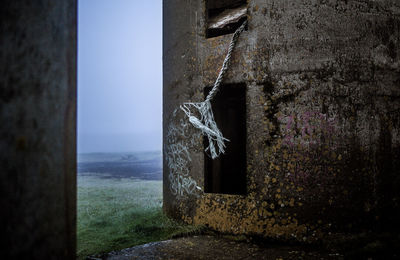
[77,175,199,259]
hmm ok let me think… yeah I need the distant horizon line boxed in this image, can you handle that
[77,149,162,155]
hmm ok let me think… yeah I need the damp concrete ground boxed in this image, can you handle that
[93,235,344,260]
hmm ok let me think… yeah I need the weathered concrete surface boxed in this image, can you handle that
[163,0,400,244]
[102,235,343,260]
[0,1,77,259]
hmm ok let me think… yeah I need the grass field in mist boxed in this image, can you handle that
[77,152,200,259]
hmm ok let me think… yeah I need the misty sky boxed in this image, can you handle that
[78,0,162,153]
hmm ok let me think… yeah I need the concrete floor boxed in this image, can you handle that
[97,235,343,260]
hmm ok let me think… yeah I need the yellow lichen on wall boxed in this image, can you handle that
[193,193,308,240]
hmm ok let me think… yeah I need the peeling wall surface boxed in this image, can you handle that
[0,1,77,258]
[163,0,400,242]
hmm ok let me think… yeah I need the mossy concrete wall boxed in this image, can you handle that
[163,0,400,242]
[0,1,77,258]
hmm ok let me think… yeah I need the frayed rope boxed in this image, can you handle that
[180,20,247,159]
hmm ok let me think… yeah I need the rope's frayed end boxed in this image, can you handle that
[180,101,228,159]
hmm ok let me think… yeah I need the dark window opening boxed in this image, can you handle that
[204,84,247,195]
[206,0,248,38]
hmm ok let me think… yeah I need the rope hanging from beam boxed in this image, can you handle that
[180,20,247,159]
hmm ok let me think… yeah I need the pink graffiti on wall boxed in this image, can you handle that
[278,111,340,186]
[280,111,338,148]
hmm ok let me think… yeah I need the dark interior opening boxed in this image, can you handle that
[206,0,247,38]
[204,83,247,195]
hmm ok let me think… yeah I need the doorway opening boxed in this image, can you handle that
[204,83,247,195]
[77,1,198,258]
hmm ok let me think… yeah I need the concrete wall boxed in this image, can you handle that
[163,0,400,243]
[0,1,76,258]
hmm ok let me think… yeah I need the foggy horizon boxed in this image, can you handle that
[77,0,162,154]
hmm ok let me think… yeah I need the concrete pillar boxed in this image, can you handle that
[0,1,76,258]
[163,0,400,243]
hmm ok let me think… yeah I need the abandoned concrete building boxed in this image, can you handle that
[163,0,400,243]
[1,0,400,258]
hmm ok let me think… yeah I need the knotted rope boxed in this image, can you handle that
[180,20,247,159]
